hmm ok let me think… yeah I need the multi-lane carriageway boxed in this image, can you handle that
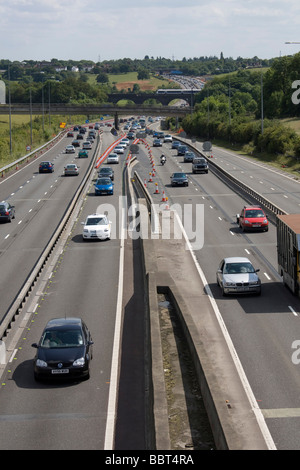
[1,122,300,450]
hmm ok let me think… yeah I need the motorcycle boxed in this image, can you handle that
[160,155,166,166]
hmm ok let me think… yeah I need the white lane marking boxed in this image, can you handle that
[175,211,277,450]
[9,349,18,362]
[104,201,126,450]
[289,306,298,316]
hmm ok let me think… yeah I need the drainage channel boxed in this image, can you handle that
[158,293,216,451]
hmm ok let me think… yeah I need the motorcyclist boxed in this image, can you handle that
[160,154,166,164]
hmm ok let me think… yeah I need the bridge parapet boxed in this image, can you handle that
[0,103,190,117]
[107,92,193,106]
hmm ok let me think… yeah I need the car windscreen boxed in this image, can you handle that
[245,210,265,218]
[224,263,255,274]
[96,178,111,185]
[40,329,83,348]
[86,217,107,225]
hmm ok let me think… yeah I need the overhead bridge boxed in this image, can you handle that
[107,90,197,106]
[0,103,190,118]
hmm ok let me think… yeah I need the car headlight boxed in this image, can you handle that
[244,220,250,224]
[73,357,85,367]
[224,282,236,287]
[263,219,267,224]
[36,359,47,368]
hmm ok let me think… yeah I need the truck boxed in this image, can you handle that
[276,213,300,295]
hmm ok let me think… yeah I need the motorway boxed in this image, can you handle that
[1,119,300,450]
[0,126,147,450]
[131,131,300,450]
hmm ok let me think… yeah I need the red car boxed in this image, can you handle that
[237,206,268,232]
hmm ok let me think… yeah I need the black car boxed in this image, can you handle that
[72,139,81,147]
[98,167,114,181]
[32,317,93,381]
[39,161,54,173]
[177,145,189,156]
[0,201,15,223]
[170,172,189,187]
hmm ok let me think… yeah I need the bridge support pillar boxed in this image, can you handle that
[114,111,119,130]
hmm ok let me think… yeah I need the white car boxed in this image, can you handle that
[164,134,173,143]
[65,145,75,154]
[216,257,261,296]
[114,145,124,154]
[118,141,127,149]
[82,214,111,240]
[107,153,119,164]
[121,138,129,146]
[83,141,92,150]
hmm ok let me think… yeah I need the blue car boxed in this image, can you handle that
[94,177,114,195]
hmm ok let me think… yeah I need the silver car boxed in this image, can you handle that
[65,145,75,154]
[64,164,79,176]
[107,153,119,164]
[216,257,261,296]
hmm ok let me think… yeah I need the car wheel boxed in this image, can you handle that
[34,372,41,382]
[221,286,227,297]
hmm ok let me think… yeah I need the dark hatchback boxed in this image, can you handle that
[170,172,189,187]
[98,167,114,181]
[0,201,15,222]
[177,145,189,156]
[32,317,93,381]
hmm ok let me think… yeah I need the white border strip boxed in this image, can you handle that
[104,199,126,450]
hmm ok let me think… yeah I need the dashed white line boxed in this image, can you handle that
[289,306,298,316]
[9,349,18,362]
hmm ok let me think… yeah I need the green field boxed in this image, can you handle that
[88,71,172,91]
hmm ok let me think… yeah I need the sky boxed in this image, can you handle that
[1,0,300,63]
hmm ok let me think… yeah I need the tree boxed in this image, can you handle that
[96,72,109,84]
[137,69,150,80]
